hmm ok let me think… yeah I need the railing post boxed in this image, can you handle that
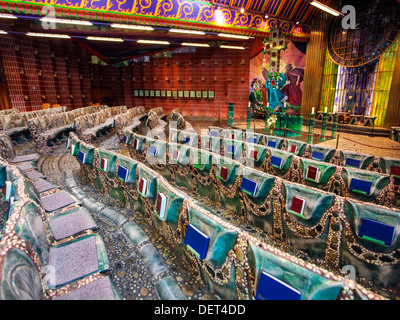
[320,111,327,142]
[308,111,315,144]
[247,102,251,130]
[331,112,338,139]
[228,102,234,127]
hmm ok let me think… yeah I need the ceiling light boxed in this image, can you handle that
[306,0,342,16]
[169,28,205,35]
[220,45,245,50]
[218,33,250,40]
[215,6,224,25]
[87,36,124,42]
[137,40,170,45]
[181,42,210,47]
[0,13,17,19]
[40,17,92,25]
[26,32,71,39]
[111,24,154,30]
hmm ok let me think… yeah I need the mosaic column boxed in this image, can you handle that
[308,112,315,144]
[331,112,338,139]
[228,102,234,127]
[320,111,328,142]
[247,102,251,129]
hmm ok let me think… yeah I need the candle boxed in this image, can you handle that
[312,107,315,114]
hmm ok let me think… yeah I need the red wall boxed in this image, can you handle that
[123,47,251,119]
[0,31,250,118]
[0,33,94,111]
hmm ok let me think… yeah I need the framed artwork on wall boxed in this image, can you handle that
[134,90,139,97]
[184,91,189,98]
[202,91,208,98]
[167,91,172,97]
[196,91,201,98]
[172,90,178,98]
[161,91,166,97]
[145,90,149,97]
[139,90,144,97]
[150,90,155,97]
[156,90,160,97]
[178,91,183,98]
[209,91,214,99]
[190,91,195,98]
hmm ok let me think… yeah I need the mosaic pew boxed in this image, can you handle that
[114,106,147,142]
[0,134,39,166]
[74,105,128,143]
[170,108,187,130]
[209,126,400,174]
[0,109,16,116]
[146,107,167,131]
[169,128,199,148]
[27,105,108,153]
[0,158,120,300]
[126,132,400,295]
[69,132,385,300]
[176,129,400,209]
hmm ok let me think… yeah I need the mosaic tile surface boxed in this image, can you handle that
[16,133,219,300]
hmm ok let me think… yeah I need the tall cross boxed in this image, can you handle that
[263,27,288,74]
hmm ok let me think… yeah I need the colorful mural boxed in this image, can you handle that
[4,0,311,37]
[249,40,306,115]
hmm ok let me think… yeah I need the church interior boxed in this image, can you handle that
[0,0,399,302]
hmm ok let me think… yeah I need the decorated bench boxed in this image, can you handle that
[114,106,147,142]
[124,132,400,293]
[27,105,107,153]
[69,132,385,300]
[74,105,127,143]
[0,157,120,300]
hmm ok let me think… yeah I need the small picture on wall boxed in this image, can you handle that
[156,90,160,97]
[139,90,144,97]
[202,91,208,98]
[145,90,149,97]
[161,91,166,97]
[196,91,201,98]
[150,90,155,97]
[167,91,172,97]
[172,91,178,98]
[184,91,189,98]
[209,90,214,99]
[178,91,183,98]
[190,91,195,98]
[134,90,139,97]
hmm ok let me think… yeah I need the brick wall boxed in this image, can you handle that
[0,29,251,118]
[125,47,251,119]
